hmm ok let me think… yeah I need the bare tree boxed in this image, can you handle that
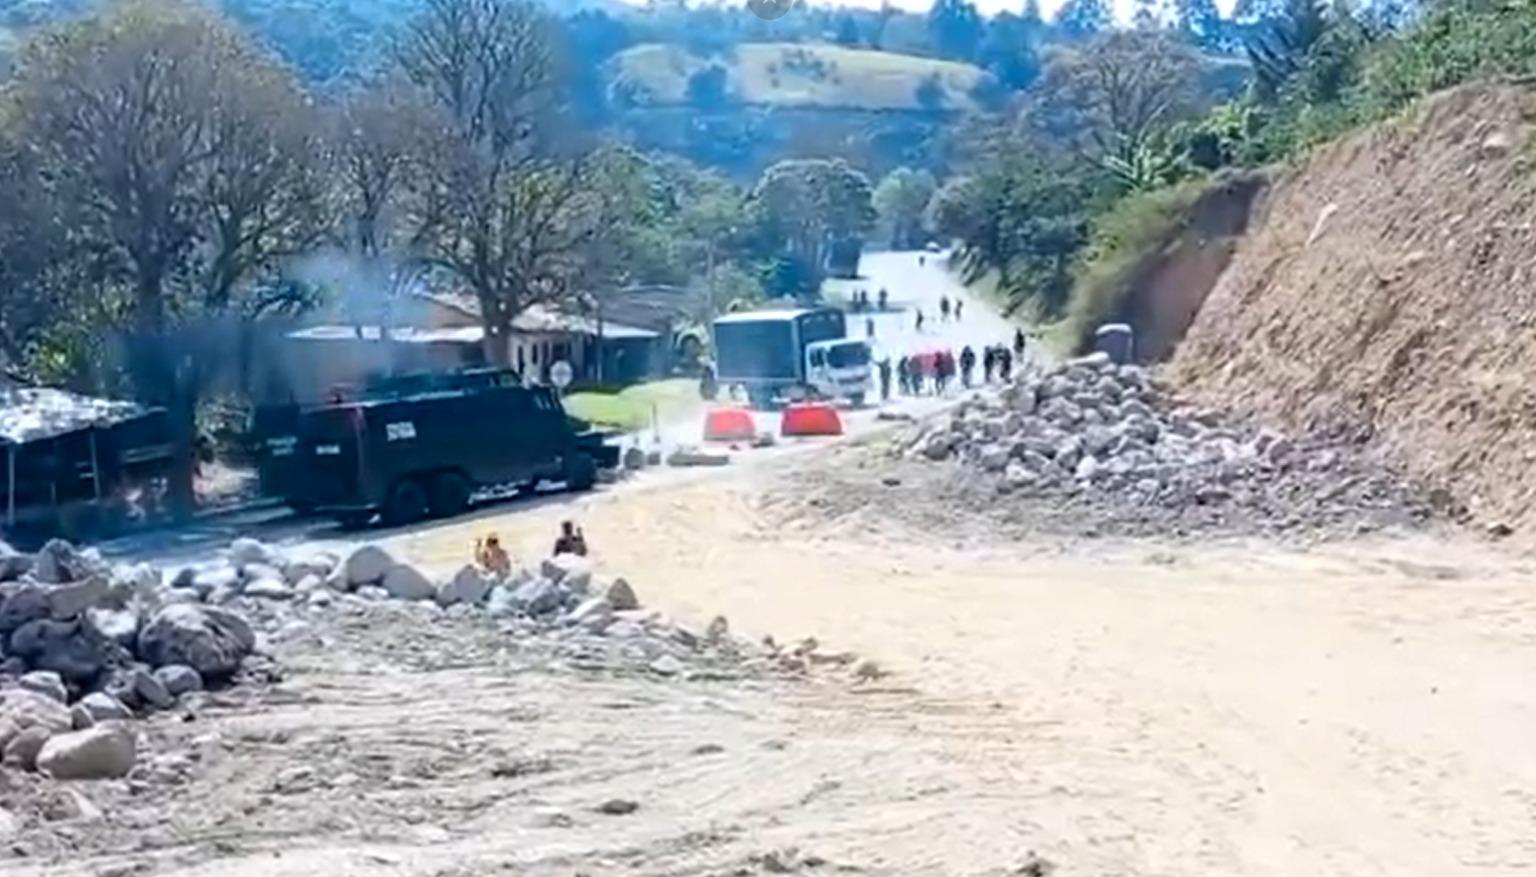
[10,0,325,514]
[1034,30,1201,163]
[396,0,599,366]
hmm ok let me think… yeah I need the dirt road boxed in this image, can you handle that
[38,253,1535,876]
[46,454,1535,877]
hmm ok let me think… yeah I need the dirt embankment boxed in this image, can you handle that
[1116,173,1267,362]
[1169,83,1536,529]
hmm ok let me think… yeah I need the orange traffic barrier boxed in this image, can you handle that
[781,402,844,438]
[703,406,757,442]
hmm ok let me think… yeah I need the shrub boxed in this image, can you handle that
[1061,177,1216,351]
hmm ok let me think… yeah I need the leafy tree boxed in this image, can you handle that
[1247,0,1331,99]
[927,0,984,61]
[686,64,732,111]
[751,158,875,288]
[1176,0,1229,50]
[873,167,937,249]
[9,0,326,513]
[1036,31,1203,166]
[978,12,1043,91]
[1055,0,1112,41]
[395,0,596,366]
[930,155,1092,314]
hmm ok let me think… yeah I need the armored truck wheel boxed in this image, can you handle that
[384,478,429,526]
[429,471,472,519]
[564,453,597,492]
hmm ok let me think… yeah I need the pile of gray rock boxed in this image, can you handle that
[0,539,258,781]
[210,537,841,682]
[908,353,1438,536]
[188,537,644,628]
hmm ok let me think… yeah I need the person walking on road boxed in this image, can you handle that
[1014,328,1027,360]
[877,357,892,402]
[998,345,1014,383]
[915,309,925,333]
[960,346,976,388]
[939,296,951,322]
[954,300,963,322]
[865,316,876,339]
[896,356,910,396]
[877,288,889,311]
[982,346,996,384]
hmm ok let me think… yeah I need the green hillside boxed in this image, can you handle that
[610,42,991,113]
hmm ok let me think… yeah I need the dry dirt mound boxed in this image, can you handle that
[1170,82,1536,532]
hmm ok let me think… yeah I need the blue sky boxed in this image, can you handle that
[618,0,1241,23]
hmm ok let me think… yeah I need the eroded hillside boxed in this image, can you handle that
[1170,83,1536,528]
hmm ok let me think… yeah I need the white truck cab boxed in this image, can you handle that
[805,338,873,407]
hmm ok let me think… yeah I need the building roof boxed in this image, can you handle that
[714,307,832,324]
[288,317,658,345]
[0,387,157,446]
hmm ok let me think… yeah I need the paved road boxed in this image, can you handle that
[830,249,1022,366]
[104,250,1023,568]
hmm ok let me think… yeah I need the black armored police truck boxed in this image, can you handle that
[253,369,619,527]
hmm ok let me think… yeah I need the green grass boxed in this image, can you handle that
[1059,178,1218,354]
[610,42,988,112]
[563,379,701,433]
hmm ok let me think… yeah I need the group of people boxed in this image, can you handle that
[874,328,1028,401]
[850,288,890,313]
[474,521,589,576]
[912,295,965,333]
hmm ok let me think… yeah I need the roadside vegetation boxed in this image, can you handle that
[937,0,1536,351]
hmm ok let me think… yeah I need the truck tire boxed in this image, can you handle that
[384,478,429,526]
[429,472,472,519]
[564,453,597,492]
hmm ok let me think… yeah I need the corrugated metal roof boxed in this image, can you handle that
[288,316,658,344]
[0,388,155,445]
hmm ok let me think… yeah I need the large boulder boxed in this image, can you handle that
[244,578,295,601]
[132,666,175,710]
[436,565,493,608]
[45,575,110,620]
[31,539,87,584]
[228,538,276,571]
[283,552,338,585]
[18,671,67,704]
[0,582,49,636]
[4,725,52,770]
[381,564,435,601]
[344,545,395,589]
[77,692,132,723]
[9,618,118,682]
[84,605,142,649]
[0,540,32,583]
[511,578,563,616]
[605,578,639,612]
[169,563,237,601]
[0,688,71,734]
[153,664,203,697]
[136,604,254,678]
[540,555,594,595]
[37,724,136,780]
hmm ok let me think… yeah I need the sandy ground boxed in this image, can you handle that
[33,453,1536,877]
[35,251,1535,876]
